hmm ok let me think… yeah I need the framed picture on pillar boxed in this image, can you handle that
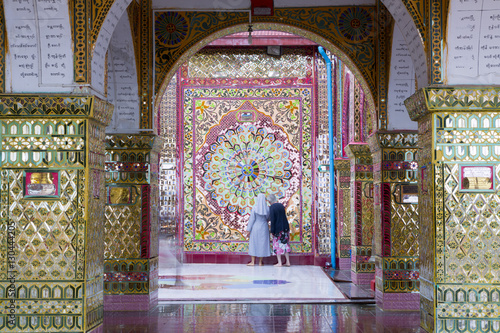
[108,186,132,205]
[24,171,60,198]
[460,165,495,192]
[363,183,373,198]
[107,185,140,205]
[394,183,418,204]
[420,166,428,194]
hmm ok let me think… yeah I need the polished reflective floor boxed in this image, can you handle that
[103,237,422,332]
[158,237,347,303]
[103,303,423,332]
[159,263,346,302]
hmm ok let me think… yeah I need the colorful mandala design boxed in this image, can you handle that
[155,12,188,46]
[201,123,294,216]
[338,8,373,43]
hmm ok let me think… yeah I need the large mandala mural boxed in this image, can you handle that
[181,86,313,254]
[197,107,300,227]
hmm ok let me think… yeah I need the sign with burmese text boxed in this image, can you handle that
[447,0,500,84]
[387,24,416,130]
[4,0,73,92]
[460,165,495,192]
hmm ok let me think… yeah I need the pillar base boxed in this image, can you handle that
[375,289,420,310]
[351,272,374,285]
[375,307,421,331]
[103,310,159,331]
[88,325,104,333]
[339,258,351,270]
[104,290,158,311]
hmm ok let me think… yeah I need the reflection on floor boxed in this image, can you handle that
[159,264,346,302]
[159,237,348,303]
[326,269,375,300]
[103,303,423,332]
[102,237,421,332]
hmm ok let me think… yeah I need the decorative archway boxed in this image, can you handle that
[153,9,378,133]
[381,0,428,88]
[154,18,378,259]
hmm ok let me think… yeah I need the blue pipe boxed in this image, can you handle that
[318,46,336,269]
[338,60,342,157]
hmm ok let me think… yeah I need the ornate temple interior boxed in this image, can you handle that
[1,0,500,332]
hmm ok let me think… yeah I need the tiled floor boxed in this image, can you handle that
[158,264,346,303]
[103,303,423,332]
[102,237,422,332]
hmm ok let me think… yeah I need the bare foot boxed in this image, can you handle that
[274,263,282,267]
[284,264,291,267]
[247,262,255,266]
[259,263,263,266]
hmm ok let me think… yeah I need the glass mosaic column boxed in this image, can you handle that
[335,158,351,270]
[0,95,112,332]
[369,132,420,311]
[316,133,332,262]
[345,143,374,284]
[104,134,163,311]
[406,87,500,332]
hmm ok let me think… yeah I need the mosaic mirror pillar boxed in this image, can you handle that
[0,95,112,332]
[369,132,420,311]
[179,81,314,262]
[406,87,500,332]
[345,143,374,284]
[104,134,163,311]
[335,158,351,270]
